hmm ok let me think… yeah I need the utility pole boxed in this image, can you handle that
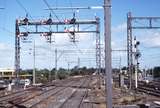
[104,0,112,108]
[119,56,121,72]
[68,62,70,72]
[48,43,52,82]
[15,19,20,85]
[55,48,58,80]
[77,57,80,68]
[152,68,154,79]
[33,40,36,85]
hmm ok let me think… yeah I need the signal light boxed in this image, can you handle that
[46,18,52,24]
[136,41,140,45]
[64,18,76,24]
[135,52,141,59]
[64,19,70,24]
[23,17,28,24]
[70,18,76,24]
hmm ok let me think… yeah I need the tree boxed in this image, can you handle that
[153,66,160,78]
[57,68,68,79]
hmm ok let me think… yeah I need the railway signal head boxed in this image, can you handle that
[23,17,28,24]
[64,19,70,24]
[136,41,140,45]
[46,18,52,24]
[23,14,29,24]
[135,51,141,59]
[70,18,76,24]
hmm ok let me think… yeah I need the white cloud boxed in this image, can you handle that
[112,22,127,33]
[142,31,160,47]
[0,43,12,51]
[19,32,97,69]
[0,42,14,68]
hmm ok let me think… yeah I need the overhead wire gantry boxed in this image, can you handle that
[15,14,101,82]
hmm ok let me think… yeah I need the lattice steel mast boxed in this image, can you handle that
[127,12,160,89]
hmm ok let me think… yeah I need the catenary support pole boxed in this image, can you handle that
[55,48,57,80]
[15,19,20,85]
[104,0,112,108]
[33,40,36,85]
[127,12,133,90]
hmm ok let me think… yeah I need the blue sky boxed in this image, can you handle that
[0,0,160,70]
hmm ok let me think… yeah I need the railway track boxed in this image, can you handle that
[113,76,160,97]
[0,76,93,108]
[0,86,58,107]
[136,80,160,97]
[0,87,35,103]
[137,86,160,97]
[58,76,91,108]
[32,76,91,108]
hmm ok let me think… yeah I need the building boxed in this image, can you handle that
[0,68,15,79]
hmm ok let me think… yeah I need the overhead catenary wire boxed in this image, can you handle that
[16,0,52,33]
[42,0,61,22]
[15,0,32,18]
[15,0,36,34]
[0,27,15,37]
[68,0,74,13]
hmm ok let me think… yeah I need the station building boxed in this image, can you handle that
[0,68,15,79]
[0,68,32,79]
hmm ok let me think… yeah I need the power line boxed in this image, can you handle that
[16,0,51,32]
[0,27,14,37]
[15,0,32,18]
[68,0,73,12]
[42,0,61,22]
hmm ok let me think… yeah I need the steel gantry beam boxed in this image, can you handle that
[44,6,103,10]
[127,12,160,89]
[15,16,100,83]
